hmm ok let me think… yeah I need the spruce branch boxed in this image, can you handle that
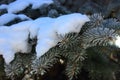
[80,13,104,34]
[102,18,120,30]
[88,13,103,28]
[5,62,24,80]
[84,47,118,80]
[5,52,36,79]
[65,61,82,80]
[78,1,103,15]
[31,47,61,76]
[64,50,86,80]
[57,33,80,49]
[90,13,103,22]
[81,27,118,48]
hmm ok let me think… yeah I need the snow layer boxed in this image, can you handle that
[0,21,33,63]
[0,13,31,26]
[0,0,53,13]
[0,13,90,63]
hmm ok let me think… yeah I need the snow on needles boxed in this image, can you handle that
[0,0,53,13]
[0,13,90,63]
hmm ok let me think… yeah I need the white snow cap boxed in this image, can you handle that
[0,0,53,13]
[55,13,90,34]
[0,13,90,63]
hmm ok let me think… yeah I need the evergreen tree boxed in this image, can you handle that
[0,0,120,80]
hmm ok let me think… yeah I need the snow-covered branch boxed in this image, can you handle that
[0,13,89,63]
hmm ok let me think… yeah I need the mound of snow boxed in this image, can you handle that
[0,21,33,63]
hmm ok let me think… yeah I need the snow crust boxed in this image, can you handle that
[0,0,53,13]
[0,13,90,63]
